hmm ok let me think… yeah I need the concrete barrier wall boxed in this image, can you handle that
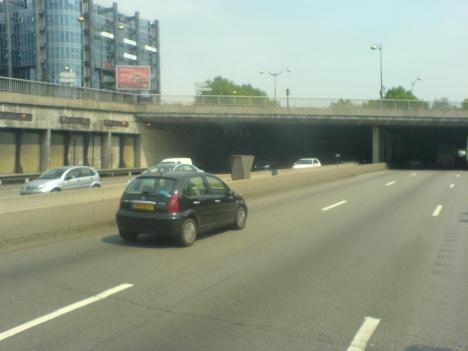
[0,163,387,247]
[229,163,387,198]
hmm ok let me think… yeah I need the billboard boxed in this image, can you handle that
[116,66,151,91]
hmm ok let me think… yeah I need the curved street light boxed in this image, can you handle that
[259,67,292,100]
[411,76,422,92]
[370,43,384,99]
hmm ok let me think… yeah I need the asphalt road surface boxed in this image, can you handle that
[1,170,467,350]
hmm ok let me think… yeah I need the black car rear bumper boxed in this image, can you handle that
[116,209,185,235]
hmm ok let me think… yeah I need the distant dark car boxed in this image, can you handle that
[252,162,275,171]
[406,159,423,169]
[116,172,248,246]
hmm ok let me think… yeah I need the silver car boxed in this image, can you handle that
[142,162,204,175]
[20,166,101,195]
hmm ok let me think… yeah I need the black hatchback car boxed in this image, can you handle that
[116,172,248,246]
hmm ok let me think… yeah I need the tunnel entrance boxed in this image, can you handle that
[146,123,373,172]
[386,127,468,170]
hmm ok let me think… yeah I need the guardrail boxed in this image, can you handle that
[0,168,146,185]
[0,76,466,112]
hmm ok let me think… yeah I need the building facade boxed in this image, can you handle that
[0,0,160,93]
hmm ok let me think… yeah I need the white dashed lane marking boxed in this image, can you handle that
[432,205,443,217]
[0,283,134,342]
[321,200,347,211]
[347,316,381,351]
[385,181,396,186]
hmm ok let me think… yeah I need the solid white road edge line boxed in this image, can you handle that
[0,283,134,342]
[385,181,396,186]
[321,200,347,211]
[450,184,455,189]
[432,205,443,217]
[347,316,381,351]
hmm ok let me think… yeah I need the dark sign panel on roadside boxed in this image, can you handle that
[116,66,151,91]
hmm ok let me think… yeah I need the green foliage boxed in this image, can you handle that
[195,76,276,106]
[384,86,418,100]
[462,98,468,110]
[330,99,356,108]
[200,76,267,96]
[358,86,428,110]
[432,97,454,110]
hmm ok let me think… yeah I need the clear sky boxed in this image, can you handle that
[98,0,468,101]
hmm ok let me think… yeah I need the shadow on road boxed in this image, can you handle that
[101,229,228,249]
[458,212,468,223]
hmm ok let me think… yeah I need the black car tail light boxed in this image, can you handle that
[168,191,181,213]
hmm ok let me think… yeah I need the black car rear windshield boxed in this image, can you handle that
[126,177,176,197]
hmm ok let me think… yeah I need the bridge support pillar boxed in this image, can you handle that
[40,129,51,171]
[385,131,393,163]
[134,135,141,168]
[372,126,384,163]
[102,131,112,169]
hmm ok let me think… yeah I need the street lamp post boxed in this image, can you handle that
[259,67,292,101]
[411,76,422,92]
[370,43,384,99]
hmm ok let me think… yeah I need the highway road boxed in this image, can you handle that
[1,170,467,350]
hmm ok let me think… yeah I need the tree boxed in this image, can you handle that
[362,86,427,110]
[432,97,454,110]
[384,86,418,100]
[196,76,275,106]
[330,99,356,109]
[462,98,468,110]
[200,76,267,96]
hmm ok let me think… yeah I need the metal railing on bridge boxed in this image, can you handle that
[0,76,466,112]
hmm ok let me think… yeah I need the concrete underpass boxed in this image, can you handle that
[141,122,468,172]
[0,129,139,174]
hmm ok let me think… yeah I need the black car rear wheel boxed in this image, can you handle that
[233,206,247,230]
[178,218,197,247]
[119,230,139,242]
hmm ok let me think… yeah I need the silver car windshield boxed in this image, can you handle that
[38,168,68,180]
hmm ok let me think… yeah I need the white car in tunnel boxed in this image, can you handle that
[292,158,322,169]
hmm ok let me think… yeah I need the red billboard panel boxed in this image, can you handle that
[116,66,151,90]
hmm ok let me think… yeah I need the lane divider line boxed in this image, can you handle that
[385,181,396,186]
[456,174,460,178]
[321,200,347,212]
[450,184,455,189]
[432,205,443,217]
[347,316,381,351]
[411,173,417,176]
[0,283,134,342]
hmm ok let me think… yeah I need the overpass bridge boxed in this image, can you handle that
[0,77,467,174]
